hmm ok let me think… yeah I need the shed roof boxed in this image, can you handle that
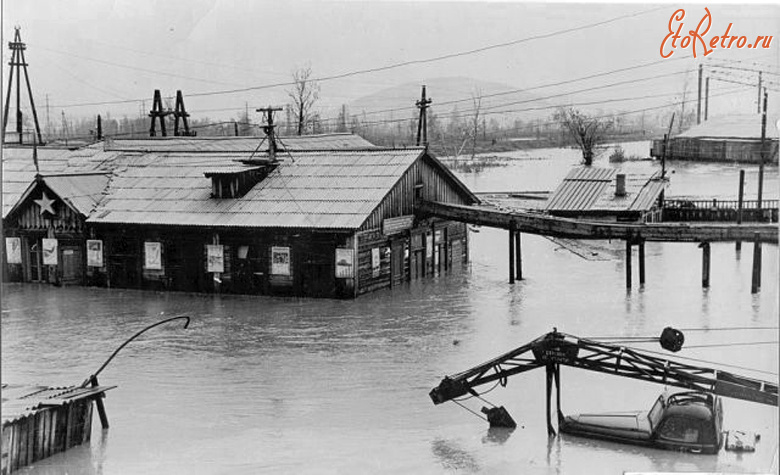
[677,114,780,140]
[1,383,115,424]
[104,133,375,153]
[544,167,666,214]
[88,148,430,230]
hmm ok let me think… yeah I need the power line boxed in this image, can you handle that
[45,6,665,109]
[312,56,694,124]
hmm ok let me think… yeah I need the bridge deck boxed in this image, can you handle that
[418,201,778,243]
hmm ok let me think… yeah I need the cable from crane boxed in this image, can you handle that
[453,400,488,422]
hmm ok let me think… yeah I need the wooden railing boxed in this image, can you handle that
[663,199,779,223]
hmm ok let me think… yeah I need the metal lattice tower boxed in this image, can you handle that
[2,27,44,145]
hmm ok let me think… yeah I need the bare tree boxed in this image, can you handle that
[287,64,320,135]
[554,108,610,166]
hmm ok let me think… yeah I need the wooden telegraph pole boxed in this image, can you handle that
[697,64,703,125]
[173,90,195,136]
[2,27,43,145]
[751,90,768,293]
[148,90,170,137]
[416,85,432,146]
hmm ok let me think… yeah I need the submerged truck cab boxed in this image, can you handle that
[560,391,724,454]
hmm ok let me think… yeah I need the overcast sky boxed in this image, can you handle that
[2,1,779,129]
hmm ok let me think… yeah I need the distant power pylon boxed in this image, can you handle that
[2,27,43,145]
[149,90,170,137]
[173,90,195,136]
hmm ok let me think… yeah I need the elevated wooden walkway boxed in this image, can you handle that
[418,200,776,292]
[418,201,778,243]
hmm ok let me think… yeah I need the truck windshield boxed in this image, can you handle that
[647,396,664,430]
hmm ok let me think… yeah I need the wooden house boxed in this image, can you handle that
[3,172,110,285]
[85,147,477,298]
[544,167,666,223]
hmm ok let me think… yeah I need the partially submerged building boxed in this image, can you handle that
[544,167,666,222]
[3,135,477,298]
[650,114,779,164]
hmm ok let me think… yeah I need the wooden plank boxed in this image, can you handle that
[35,411,45,463]
[83,401,93,444]
[1,424,12,475]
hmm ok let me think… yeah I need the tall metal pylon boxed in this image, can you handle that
[416,85,432,147]
[2,27,43,145]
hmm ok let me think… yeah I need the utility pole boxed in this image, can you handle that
[257,106,283,161]
[149,89,170,137]
[416,85,432,146]
[46,94,51,141]
[662,113,675,180]
[172,90,194,136]
[757,90,767,215]
[704,77,709,121]
[61,110,68,145]
[757,71,762,114]
[2,27,43,144]
[697,64,702,125]
[96,114,102,141]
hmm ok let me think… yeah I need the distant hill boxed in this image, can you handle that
[348,76,552,124]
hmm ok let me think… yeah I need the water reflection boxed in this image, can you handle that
[483,426,515,445]
[431,438,481,472]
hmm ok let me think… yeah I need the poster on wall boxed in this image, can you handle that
[207,244,224,273]
[144,242,162,270]
[86,240,103,267]
[335,248,354,278]
[371,248,380,277]
[271,246,290,275]
[5,237,22,264]
[42,238,58,265]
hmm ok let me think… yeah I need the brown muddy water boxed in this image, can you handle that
[2,142,778,474]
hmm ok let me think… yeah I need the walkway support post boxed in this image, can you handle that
[751,233,762,293]
[515,231,522,280]
[700,242,711,288]
[90,376,109,429]
[625,240,632,289]
[638,240,646,286]
[508,223,516,284]
[736,170,745,251]
[545,364,555,436]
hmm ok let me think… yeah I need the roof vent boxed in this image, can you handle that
[615,173,627,197]
[204,164,274,199]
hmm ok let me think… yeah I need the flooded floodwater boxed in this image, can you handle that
[2,142,778,474]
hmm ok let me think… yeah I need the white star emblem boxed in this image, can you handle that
[34,191,56,216]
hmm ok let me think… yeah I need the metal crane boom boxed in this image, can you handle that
[430,330,778,409]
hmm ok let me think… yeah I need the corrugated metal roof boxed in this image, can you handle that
[545,167,665,214]
[2,146,124,218]
[41,173,111,215]
[88,149,425,229]
[2,383,115,424]
[105,133,375,152]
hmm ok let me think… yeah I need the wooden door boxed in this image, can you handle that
[61,246,83,284]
